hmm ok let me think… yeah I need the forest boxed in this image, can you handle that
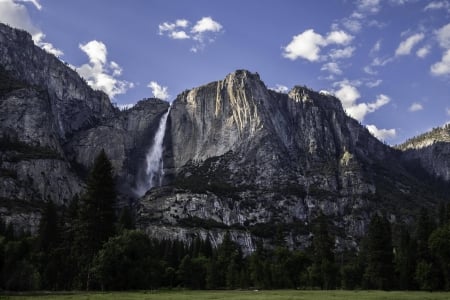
[1,150,450,291]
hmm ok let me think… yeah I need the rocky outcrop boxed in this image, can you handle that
[0,23,115,139]
[398,124,450,181]
[65,98,170,198]
[138,70,441,252]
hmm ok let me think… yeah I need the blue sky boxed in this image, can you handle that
[1,0,449,144]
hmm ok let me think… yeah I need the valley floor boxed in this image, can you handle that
[2,290,450,300]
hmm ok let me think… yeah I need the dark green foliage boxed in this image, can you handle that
[395,228,417,290]
[91,230,159,290]
[73,150,117,289]
[363,215,394,290]
[309,214,337,289]
[429,224,450,290]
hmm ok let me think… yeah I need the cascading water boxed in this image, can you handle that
[135,107,170,197]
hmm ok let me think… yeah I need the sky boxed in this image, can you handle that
[0,0,449,144]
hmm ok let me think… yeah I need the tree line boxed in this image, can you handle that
[1,150,450,291]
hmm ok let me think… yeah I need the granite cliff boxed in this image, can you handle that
[137,70,448,252]
[397,124,450,181]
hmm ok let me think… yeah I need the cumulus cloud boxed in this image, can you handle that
[395,33,425,56]
[158,17,223,52]
[321,62,342,74]
[148,81,170,100]
[436,23,450,49]
[334,81,361,108]
[283,29,353,61]
[430,24,450,76]
[416,45,431,58]
[192,17,222,33]
[76,40,133,99]
[0,0,63,57]
[333,81,390,121]
[431,49,450,76]
[409,102,424,112]
[366,124,397,141]
[345,94,390,122]
[270,84,289,93]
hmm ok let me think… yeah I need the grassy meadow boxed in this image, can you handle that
[2,290,450,300]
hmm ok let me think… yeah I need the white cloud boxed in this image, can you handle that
[192,17,222,33]
[447,107,450,116]
[326,30,354,44]
[345,94,390,121]
[395,33,425,56]
[333,81,390,121]
[283,29,353,61]
[0,0,63,57]
[342,18,362,33]
[334,82,361,108]
[76,40,133,99]
[366,124,397,141]
[158,17,223,52]
[148,81,170,100]
[424,1,450,11]
[159,19,190,35]
[416,45,431,58]
[329,46,355,59]
[170,31,190,40]
[283,29,326,61]
[363,66,377,75]
[366,79,382,88]
[321,62,342,74]
[270,84,289,93]
[436,23,450,49]
[357,0,381,13]
[409,102,424,112]
[431,49,450,76]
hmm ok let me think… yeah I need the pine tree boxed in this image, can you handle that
[363,214,394,290]
[310,213,336,289]
[74,150,117,290]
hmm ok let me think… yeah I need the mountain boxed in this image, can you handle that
[0,23,448,251]
[137,70,449,252]
[397,124,450,181]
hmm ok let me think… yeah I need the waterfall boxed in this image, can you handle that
[135,107,170,197]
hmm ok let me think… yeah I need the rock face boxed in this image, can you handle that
[137,70,448,252]
[397,124,450,181]
[0,23,168,232]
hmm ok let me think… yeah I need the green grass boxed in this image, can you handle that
[2,290,450,300]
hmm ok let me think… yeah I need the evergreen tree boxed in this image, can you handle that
[310,213,336,289]
[74,150,117,289]
[429,224,450,290]
[363,214,394,290]
[36,201,61,289]
[394,228,417,290]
